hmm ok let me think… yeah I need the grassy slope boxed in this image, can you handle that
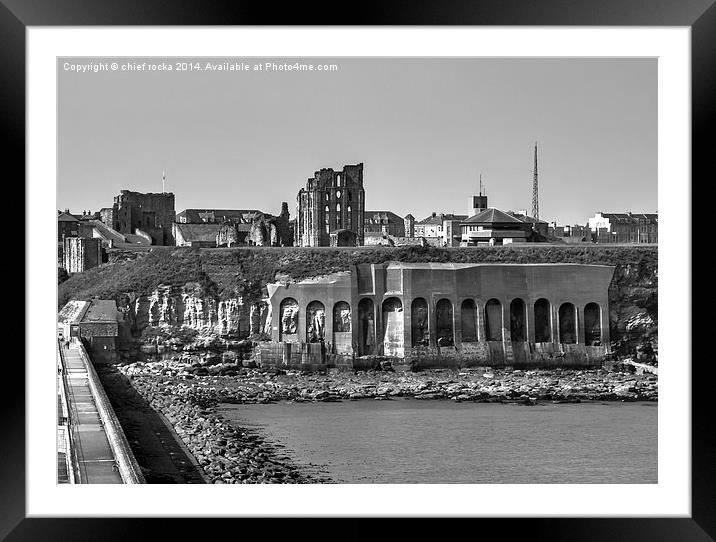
[59,245,657,310]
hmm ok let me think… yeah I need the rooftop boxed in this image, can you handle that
[175,222,222,243]
[417,213,468,225]
[82,300,123,323]
[463,208,526,224]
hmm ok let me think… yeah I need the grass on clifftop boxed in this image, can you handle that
[58,244,657,308]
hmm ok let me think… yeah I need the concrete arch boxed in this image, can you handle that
[382,297,404,357]
[584,302,602,346]
[411,297,430,347]
[435,298,454,346]
[534,298,551,343]
[306,300,326,343]
[333,301,351,332]
[357,298,375,355]
[559,302,577,344]
[461,299,478,342]
[279,297,299,342]
[485,298,503,341]
[510,298,527,342]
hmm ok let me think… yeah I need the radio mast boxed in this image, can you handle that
[531,142,539,222]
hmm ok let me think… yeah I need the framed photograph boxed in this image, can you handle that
[8,0,711,539]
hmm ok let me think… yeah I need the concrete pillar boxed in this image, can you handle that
[271,300,279,342]
[577,306,585,345]
[476,299,485,342]
[601,302,610,351]
[501,301,511,342]
[453,298,462,348]
[428,299,437,348]
[325,301,334,351]
[403,298,413,353]
[551,302,560,345]
[526,299,536,343]
[296,303,305,345]
[502,300,513,365]
[375,298,383,355]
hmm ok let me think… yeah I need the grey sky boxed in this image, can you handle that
[58,57,656,225]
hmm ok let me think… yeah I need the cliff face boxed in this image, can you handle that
[117,283,244,339]
[608,261,658,363]
[116,282,273,343]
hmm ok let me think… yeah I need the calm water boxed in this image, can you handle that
[218,400,657,484]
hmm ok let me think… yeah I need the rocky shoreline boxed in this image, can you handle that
[114,357,657,484]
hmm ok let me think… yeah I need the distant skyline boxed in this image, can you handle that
[58,57,657,225]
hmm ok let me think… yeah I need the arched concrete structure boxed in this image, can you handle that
[382,297,404,357]
[358,298,375,355]
[510,298,527,342]
[559,302,577,344]
[411,297,430,347]
[485,298,503,341]
[265,263,615,369]
[436,298,454,346]
[306,300,325,343]
[460,299,478,342]
[534,298,551,343]
[333,301,352,354]
[584,302,602,346]
[279,297,299,342]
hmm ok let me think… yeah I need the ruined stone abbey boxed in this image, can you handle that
[295,163,365,247]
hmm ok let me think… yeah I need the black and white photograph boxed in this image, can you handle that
[0,0,708,534]
[54,54,660,487]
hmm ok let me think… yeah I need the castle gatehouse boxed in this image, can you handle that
[260,262,615,369]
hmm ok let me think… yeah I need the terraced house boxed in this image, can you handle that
[588,212,658,244]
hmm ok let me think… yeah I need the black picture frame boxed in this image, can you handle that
[6,1,710,540]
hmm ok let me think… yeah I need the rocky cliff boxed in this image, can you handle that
[114,281,272,347]
[608,260,658,364]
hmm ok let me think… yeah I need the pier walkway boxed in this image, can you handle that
[57,339,144,484]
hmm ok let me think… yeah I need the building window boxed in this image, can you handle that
[336,190,341,199]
